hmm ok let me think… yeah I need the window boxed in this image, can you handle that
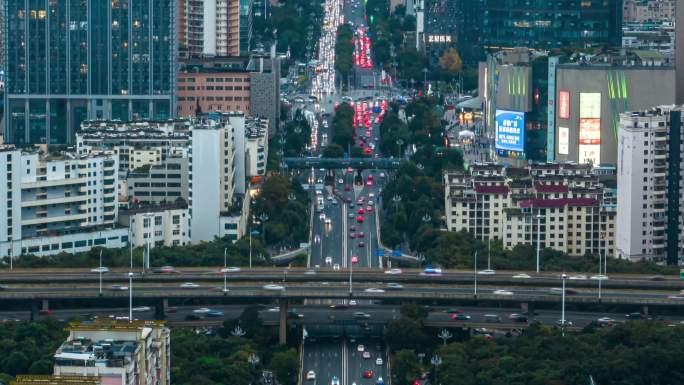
[173,215,180,224]
[155,216,162,226]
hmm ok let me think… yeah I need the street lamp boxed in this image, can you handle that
[422,214,431,224]
[128,272,134,323]
[222,248,229,293]
[97,249,105,296]
[431,355,442,385]
[416,163,424,171]
[560,273,567,337]
[396,138,404,158]
[473,250,478,296]
[231,325,247,337]
[392,194,402,210]
[437,329,452,345]
[248,354,260,366]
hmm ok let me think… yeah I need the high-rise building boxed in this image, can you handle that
[4,1,177,145]
[53,320,171,385]
[444,162,616,258]
[616,106,683,265]
[0,146,128,258]
[179,0,252,58]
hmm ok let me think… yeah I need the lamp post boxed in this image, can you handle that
[598,251,602,300]
[248,354,260,366]
[437,329,452,345]
[430,355,442,385]
[396,138,404,158]
[231,325,246,337]
[392,194,402,211]
[473,250,478,296]
[128,272,134,323]
[98,250,104,296]
[223,248,229,293]
[422,214,431,224]
[561,273,567,337]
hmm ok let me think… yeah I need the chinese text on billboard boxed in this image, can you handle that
[495,109,525,152]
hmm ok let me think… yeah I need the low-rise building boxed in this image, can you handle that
[616,106,683,265]
[126,156,190,206]
[10,375,101,385]
[119,203,190,248]
[0,146,127,258]
[245,117,269,177]
[53,320,170,385]
[445,162,616,257]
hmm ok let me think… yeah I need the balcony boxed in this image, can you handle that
[22,177,87,189]
[22,213,89,226]
[21,195,88,208]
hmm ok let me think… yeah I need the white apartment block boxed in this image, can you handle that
[189,119,237,243]
[245,117,268,178]
[53,320,170,385]
[617,106,683,265]
[445,163,616,258]
[0,146,127,258]
[119,204,190,248]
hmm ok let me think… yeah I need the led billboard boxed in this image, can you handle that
[579,144,600,166]
[579,93,601,118]
[579,118,601,144]
[558,126,569,155]
[558,91,570,119]
[495,109,525,152]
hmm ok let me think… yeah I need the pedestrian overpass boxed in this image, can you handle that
[282,157,407,170]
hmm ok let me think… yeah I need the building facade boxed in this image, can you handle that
[53,320,170,385]
[616,106,683,265]
[445,163,616,258]
[126,156,190,206]
[0,146,128,258]
[623,0,675,23]
[4,0,177,145]
[119,203,190,248]
[178,0,252,58]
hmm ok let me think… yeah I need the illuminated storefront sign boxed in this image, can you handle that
[558,90,570,119]
[558,126,569,155]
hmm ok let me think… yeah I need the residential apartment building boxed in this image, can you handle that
[245,117,268,177]
[4,0,176,145]
[178,0,253,58]
[126,156,190,206]
[0,146,127,258]
[176,53,281,136]
[119,203,190,248]
[53,320,170,385]
[189,119,237,243]
[445,163,616,258]
[616,106,683,265]
[623,0,675,23]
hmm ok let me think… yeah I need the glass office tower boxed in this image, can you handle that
[4,0,177,145]
[239,0,254,54]
[482,0,622,50]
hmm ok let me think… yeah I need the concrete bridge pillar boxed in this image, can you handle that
[279,299,288,345]
[642,306,649,316]
[30,300,40,321]
[41,299,49,311]
[155,298,168,320]
[520,302,529,313]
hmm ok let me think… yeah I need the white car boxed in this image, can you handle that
[180,282,200,288]
[131,306,151,312]
[193,307,212,314]
[331,376,340,385]
[333,263,340,270]
[368,200,374,206]
[591,275,609,280]
[362,351,371,359]
[314,235,321,243]
[325,256,333,265]
[376,357,383,365]
[263,284,285,291]
[493,289,514,296]
[478,269,496,275]
[319,213,326,221]
[569,275,587,280]
[349,300,357,306]
[306,371,316,381]
[357,344,365,352]
[365,288,385,293]
[91,267,109,273]
[325,218,332,225]
[384,268,402,275]
[386,283,404,290]
[512,273,531,279]
[221,267,241,273]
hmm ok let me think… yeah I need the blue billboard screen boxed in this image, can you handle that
[495,109,525,152]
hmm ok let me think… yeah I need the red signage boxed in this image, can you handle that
[558,90,570,119]
[579,118,601,145]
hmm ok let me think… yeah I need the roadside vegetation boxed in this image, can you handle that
[334,24,354,89]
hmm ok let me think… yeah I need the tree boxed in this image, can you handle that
[322,144,345,158]
[384,318,429,352]
[438,48,463,75]
[392,350,421,385]
[270,348,299,385]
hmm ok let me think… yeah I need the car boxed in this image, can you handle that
[363,351,371,359]
[376,357,383,365]
[38,309,53,316]
[625,312,648,320]
[362,370,374,379]
[263,284,285,291]
[180,282,200,289]
[131,306,151,312]
[110,284,128,291]
[509,313,528,322]
[376,377,384,385]
[333,263,340,270]
[325,218,332,225]
[349,300,358,306]
[550,287,578,295]
[478,269,496,275]
[351,256,359,264]
[325,256,333,265]
[357,208,365,214]
[206,310,225,317]
[353,312,371,319]
[385,268,402,275]
[445,308,463,314]
[91,267,110,273]
[319,213,326,220]
[365,206,373,213]
[569,275,587,280]
[357,215,364,223]
[422,267,442,275]
[193,307,212,314]
[0,284,7,291]
[332,376,340,385]
[365,288,385,293]
[185,314,202,320]
[484,314,502,323]
[493,289,514,296]
[649,275,666,281]
[358,241,366,248]
[357,344,365,352]
[338,178,344,184]
[220,267,241,273]
[368,200,374,206]
[306,371,316,381]
[357,232,365,238]
[556,319,573,326]
[512,273,531,279]
[153,266,177,274]
[386,283,403,290]
[591,275,609,280]
[451,313,471,321]
[597,317,615,327]
[349,212,355,219]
